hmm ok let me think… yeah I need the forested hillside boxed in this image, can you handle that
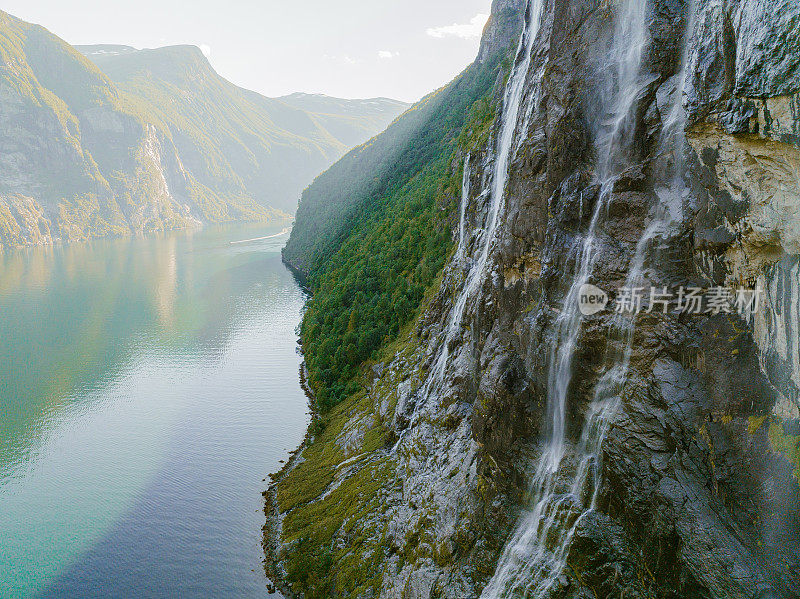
[268,0,800,596]
[82,46,410,215]
[282,9,517,409]
[0,10,407,251]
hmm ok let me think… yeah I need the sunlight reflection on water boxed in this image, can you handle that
[0,225,307,598]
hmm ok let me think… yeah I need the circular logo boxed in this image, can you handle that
[578,284,609,315]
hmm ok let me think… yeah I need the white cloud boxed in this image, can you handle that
[426,13,489,40]
[199,43,212,58]
[378,50,399,59]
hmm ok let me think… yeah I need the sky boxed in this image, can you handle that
[3,0,493,103]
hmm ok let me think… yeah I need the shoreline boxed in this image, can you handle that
[280,253,311,292]
[262,362,317,599]
[263,241,316,597]
[0,216,294,255]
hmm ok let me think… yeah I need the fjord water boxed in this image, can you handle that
[0,225,308,598]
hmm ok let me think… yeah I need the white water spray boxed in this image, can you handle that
[481,0,652,596]
[447,0,546,340]
[392,0,547,446]
[456,154,471,264]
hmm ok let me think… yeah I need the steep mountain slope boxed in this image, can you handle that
[280,1,521,409]
[268,0,800,597]
[278,93,410,149]
[0,11,409,253]
[81,46,410,214]
[0,11,280,250]
[281,0,522,281]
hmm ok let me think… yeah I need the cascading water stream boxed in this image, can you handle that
[456,154,472,264]
[654,0,696,226]
[481,0,653,596]
[548,12,697,582]
[392,0,547,454]
[446,0,545,343]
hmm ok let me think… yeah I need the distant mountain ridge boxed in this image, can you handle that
[78,46,409,157]
[0,13,408,251]
[78,43,411,215]
[77,44,137,57]
[277,92,411,149]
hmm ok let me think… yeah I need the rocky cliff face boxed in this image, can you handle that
[267,0,799,597]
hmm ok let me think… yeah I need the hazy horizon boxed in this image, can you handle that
[2,0,493,103]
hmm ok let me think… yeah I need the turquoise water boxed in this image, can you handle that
[0,225,309,598]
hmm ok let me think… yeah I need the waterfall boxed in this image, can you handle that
[446,0,546,340]
[654,0,696,226]
[757,258,800,419]
[559,4,697,581]
[456,154,471,264]
[392,0,547,447]
[481,0,653,596]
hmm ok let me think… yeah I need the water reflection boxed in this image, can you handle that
[0,224,308,598]
[1,226,275,473]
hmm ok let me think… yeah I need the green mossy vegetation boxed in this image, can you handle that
[749,414,800,481]
[272,315,430,598]
[270,46,513,595]
[768,419,800,481]
[56,193,130,241]
[289,52,505,411]
[0,202,22,248]
[276,381,395,598]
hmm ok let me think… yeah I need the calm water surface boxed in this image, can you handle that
[0,225,309,598]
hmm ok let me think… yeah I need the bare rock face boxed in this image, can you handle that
[478,0,530,63]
